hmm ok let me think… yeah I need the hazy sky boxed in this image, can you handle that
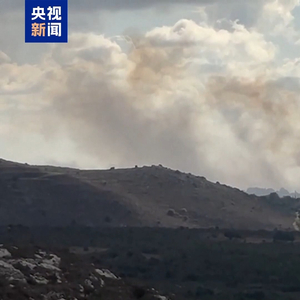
[2,0,300,190]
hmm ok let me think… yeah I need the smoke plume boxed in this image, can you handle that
[2,3,300,191]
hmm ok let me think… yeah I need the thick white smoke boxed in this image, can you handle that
[1,0,300,190]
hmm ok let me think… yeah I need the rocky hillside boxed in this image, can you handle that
[0,244,170,300]
[0,158,297,229]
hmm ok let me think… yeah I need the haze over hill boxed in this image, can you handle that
[0,158,298,230]
[3,0,300,193]
[247,187,300,198]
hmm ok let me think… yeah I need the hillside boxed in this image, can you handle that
[0,242,170,300]
[1,227,300,300]
[0,158,297,229]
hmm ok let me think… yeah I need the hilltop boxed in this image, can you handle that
[0,158,297,229]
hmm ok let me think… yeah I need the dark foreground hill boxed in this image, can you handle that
[0,158,298,229]
[1,227,300,300]
[0,242,170,300]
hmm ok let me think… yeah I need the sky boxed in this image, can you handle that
[1,0,300,191]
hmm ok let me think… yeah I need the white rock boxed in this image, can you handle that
[38,250,47,257]
[0,260,26,283]
[155,296,168,300]
[56,272,62,283]
[99,278,105,287]
[0,260,14,269]
[0,249,11,258]
[39,254,61,271]
[89,273,98,281]
[84,279,94,290]
[95,269,119,280]
[31,275,49,285]
[19,260,36,270]
[39,262,60,271]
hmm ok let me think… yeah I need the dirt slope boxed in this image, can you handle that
[0,159,297,229]
[0,159,139,227]
[70,165,296,229]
